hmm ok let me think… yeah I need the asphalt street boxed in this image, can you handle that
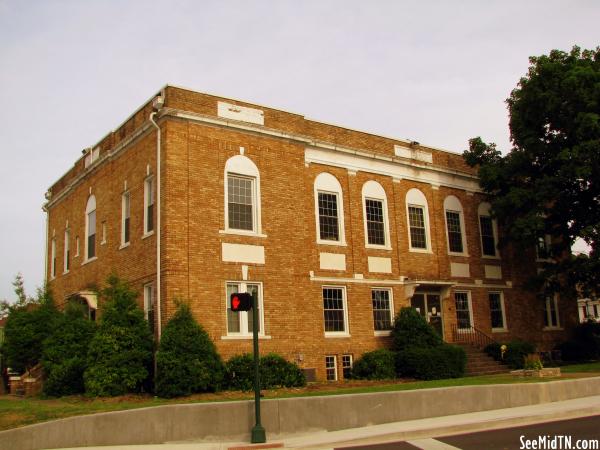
[337,415,600,450]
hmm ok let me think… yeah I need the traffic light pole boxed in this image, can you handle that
[251,297,266,443]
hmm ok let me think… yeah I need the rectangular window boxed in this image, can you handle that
[489,292,505,330]
[228,175,254,231]
[325,355,337,381]
[408,206,427,249]
[342,354,353,379]
[144,177,154,234]
[143,283,155,328]
[455,292,472,329]
[537,235,551,260]
[544,295,560,328]
[479,216,496,256]
[446,211,463,253]
[372,288,393,331]
[64,230,70,273]
[323,287,347,334]
[226,282,262,335]
[50,238,56,278]
[122,191,130,245]
[87,210,96,259]
[365,199,385,246]
[318,192,340,241]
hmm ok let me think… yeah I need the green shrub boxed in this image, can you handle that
[225,353,306,391]
[572,321,600,359]
[391,307,441,351]
[350,349,396,380]
[84,275,154,396]
[523,354,543,370]
[42,303,96,396]
[556,340,592,361]
[3,288,60,373]
[155,303,224,398]
[396,344,466,380]
[484,342,501,361]
[504,340,536,369]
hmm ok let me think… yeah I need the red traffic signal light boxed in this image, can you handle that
[230,292,253,312]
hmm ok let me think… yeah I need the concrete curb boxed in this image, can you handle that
[2,377,600,450]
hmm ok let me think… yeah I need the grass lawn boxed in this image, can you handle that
[1,362,598,432]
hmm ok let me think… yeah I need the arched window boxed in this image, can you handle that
[443,195,467,255]
[85,195,96,260]
[405,188,431,251]
[478,202,499,257]
[314,173,345,245]
[362,181,390,248]
[224,155,262,234]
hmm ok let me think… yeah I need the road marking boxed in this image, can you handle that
[406,438,462,450]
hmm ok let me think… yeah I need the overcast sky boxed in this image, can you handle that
[0,0,598,301]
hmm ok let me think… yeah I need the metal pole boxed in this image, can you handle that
[251,294,266,443]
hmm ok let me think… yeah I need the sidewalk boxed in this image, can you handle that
[59,394,600,450]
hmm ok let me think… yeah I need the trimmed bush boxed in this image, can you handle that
[226,353,306,391]
[84,275,154,396]
[504,340,536,369]
[155,303,224,398]
[572,321,600,359]
[350,349,396,380]
[556,340,591,362]
[3,288,60,373]
[396,344,466,380]
[391,307,442,351]
[484,342,501,361]
[42,303,96,396]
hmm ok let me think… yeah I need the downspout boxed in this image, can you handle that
[42,200,50,287]
[150,95,164,339]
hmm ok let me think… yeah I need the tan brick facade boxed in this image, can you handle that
[44,86,578,381]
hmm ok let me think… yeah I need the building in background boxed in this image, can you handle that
[43,86,577,381]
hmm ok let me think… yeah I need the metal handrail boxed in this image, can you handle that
[450,323,498,349]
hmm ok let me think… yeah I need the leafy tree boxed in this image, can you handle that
[391,307,442,351]
[155,303,224,398]
[42,302,96,396]
[2,281,59,373]
[463,46,600,296]
[84,275,154,396]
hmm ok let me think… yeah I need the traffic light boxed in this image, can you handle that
[230,292,253,312]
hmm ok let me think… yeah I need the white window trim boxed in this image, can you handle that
[325,355,338,381]
[223,155,262,236]
[536,234,553,262]
[143,175,155,236]
[143,283,155,321]
[406,188,432,253]
[121,191,130,247]
[490,291,508,333]
[75,236,80,258]
[314,173,346,246]
[100,221,107,245]
[455,290,474,332]
[362,181,391,250]
[478,202,500,259]
[372,287,394,336]
[50,237,56,280]
[63,229,70,274]
[84,195,96,263]
[223,281,268,338]
[341,354,353,379]
[323,285,350,337]
[443,196,468,257]
[543,294,562,330]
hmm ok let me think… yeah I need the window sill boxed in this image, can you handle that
[448,252,469,257]
[543,326,563,331]
[219,229,267,238]
[62,270,69,275]
[481,254,501,260]
[119,242,131,250]
[365,244,392,251]
[142,231,155,240]
[536,258,555,263]
[492,328,508,333]
[325,332,351,338]
[82,257,97,266]
[456,328,473,334]
[374,330,392,337]
[409,248,433,254]
[221,334,271,340]
[317,240,347,247]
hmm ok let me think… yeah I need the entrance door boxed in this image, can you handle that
[410,293,443,337]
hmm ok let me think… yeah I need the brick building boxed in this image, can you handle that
[43,86,577,381]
